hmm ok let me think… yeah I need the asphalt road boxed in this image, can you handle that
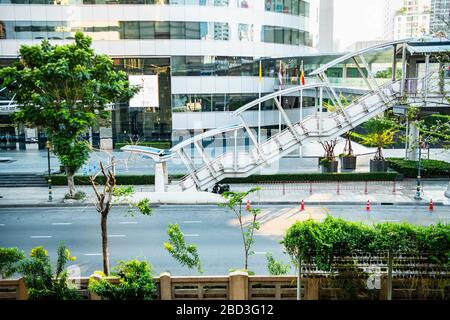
[0,205,448,276]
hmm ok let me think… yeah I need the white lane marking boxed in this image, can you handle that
[254,251,267,255]
[31,235,52,239]
[119,222,138,224]
[183,221,202,224]
[378,219,400,222]
[0,224,5,226]
[109,234,126,238]
[84,253,102,256]
[255,233,272,236]
[52,222,73,225]
[183,234,200,237]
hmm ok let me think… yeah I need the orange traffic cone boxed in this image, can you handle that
[300,200,305,212]
[365,200,371,211]
[429,199,434,211]
[246,199,251,211]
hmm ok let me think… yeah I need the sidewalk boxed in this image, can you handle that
[1,180,449,207]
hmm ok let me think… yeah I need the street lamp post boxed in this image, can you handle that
[414,142,423,200]
[46,141,52,202]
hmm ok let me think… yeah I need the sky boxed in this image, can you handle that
[332,0,402,51]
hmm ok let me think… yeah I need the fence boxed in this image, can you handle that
[1,270,448,300]
[254,180,417,196]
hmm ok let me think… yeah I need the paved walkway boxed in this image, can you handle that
[1,180,449,207]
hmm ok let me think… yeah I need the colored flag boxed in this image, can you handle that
[278,61,283,86]
[300,60,305,85]
[259,60,263,83]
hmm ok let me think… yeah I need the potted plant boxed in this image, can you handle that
[319,139,338,173]
[359,117,397,172]
[340,132,357,170]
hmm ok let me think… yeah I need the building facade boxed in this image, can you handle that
[430,0,450,36]
[394,0,431,39]
[0,0,323,149]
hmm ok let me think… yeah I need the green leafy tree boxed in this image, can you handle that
[0,247,25,279]
[219,187,262,271]
[358,116,398,160]
[91,160,153,275]
[18,244,81,300]
[0,32,138,196]
[164,223,202,273]
[266,253,290,275]
[88,260,157,300]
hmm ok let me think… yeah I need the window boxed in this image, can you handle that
[213,22,229,40]
[274,26,284,44]
[185,22,200,39]
[170,21,185,39]
[140,21,155,39]
[154,21,170,39]
[123,21,140,39]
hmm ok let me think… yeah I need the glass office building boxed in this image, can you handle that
[0,0,321,149]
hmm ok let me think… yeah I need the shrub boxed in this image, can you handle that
[387,158,450,178]
[0,247,25,278]
[266,253,290,275]
[64,191,86,200]
[88,260,157,300]
[18,244,81,300]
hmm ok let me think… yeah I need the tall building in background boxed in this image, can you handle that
[394,0,431,39]
[383,0,404,40]
[430,0,450,36]
[318,0,334,52]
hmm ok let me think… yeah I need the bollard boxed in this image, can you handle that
[429,199,434,211]
[246,199,251,211]
[336,181,340,195]
[392,180,396,193]
[309,182,313,195]
[300,200,305,212]
[364,181,368,195]
[365,200,371,211]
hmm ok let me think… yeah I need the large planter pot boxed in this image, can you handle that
[321,160,338,173]
[370,159,388,172]
[341,155,357,170]
[318,156,325,167]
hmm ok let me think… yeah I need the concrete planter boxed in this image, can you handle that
[370,159,388,172]
[321,160,338,173]
[341,156,357,170]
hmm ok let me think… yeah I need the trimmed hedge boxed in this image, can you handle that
[387,158,450,178]
[283,216,450,271]
[49,172,400,185]
[114,141,171,150]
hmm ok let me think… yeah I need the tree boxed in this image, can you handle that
[164,223,202,274]
[90,160,153,275]
[0,247,25,279]
[18,244,81,300]
[218,187,261,271]
[266,253,290,275]
[0,32,138,197]
[88,260,157,300]
[358,116,398,160]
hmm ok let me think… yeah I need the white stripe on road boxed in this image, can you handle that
[84,253,102,256]
[0,224,5,226]
[254,251,267,255]
[109,235,126,238]
[183,221,203,224]
[255,233,272,236]
[119,222,138,224]
[52,222,73,225]
[378,219,400,222]
[183,234,200,237]
[31,236,52,239]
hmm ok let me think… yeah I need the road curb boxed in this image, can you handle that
[0,201,447,208]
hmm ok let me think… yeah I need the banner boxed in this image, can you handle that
[129,75,159,108]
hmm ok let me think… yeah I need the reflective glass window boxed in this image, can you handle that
[155,22,170,39]
[185,22,200,39]
[140,21,155,39]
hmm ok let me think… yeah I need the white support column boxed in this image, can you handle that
[234,129,238,171]
[154,162,168,192]
[319,73,352,125]
[407,121,419,161]
[400,44,407,96]
[358,54,390,104]
[299,89,303,158]
[424,54,430,105]
[319,86,323,136]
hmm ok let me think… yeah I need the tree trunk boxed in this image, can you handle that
[66,168,75,197]
[101,213,109,275]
